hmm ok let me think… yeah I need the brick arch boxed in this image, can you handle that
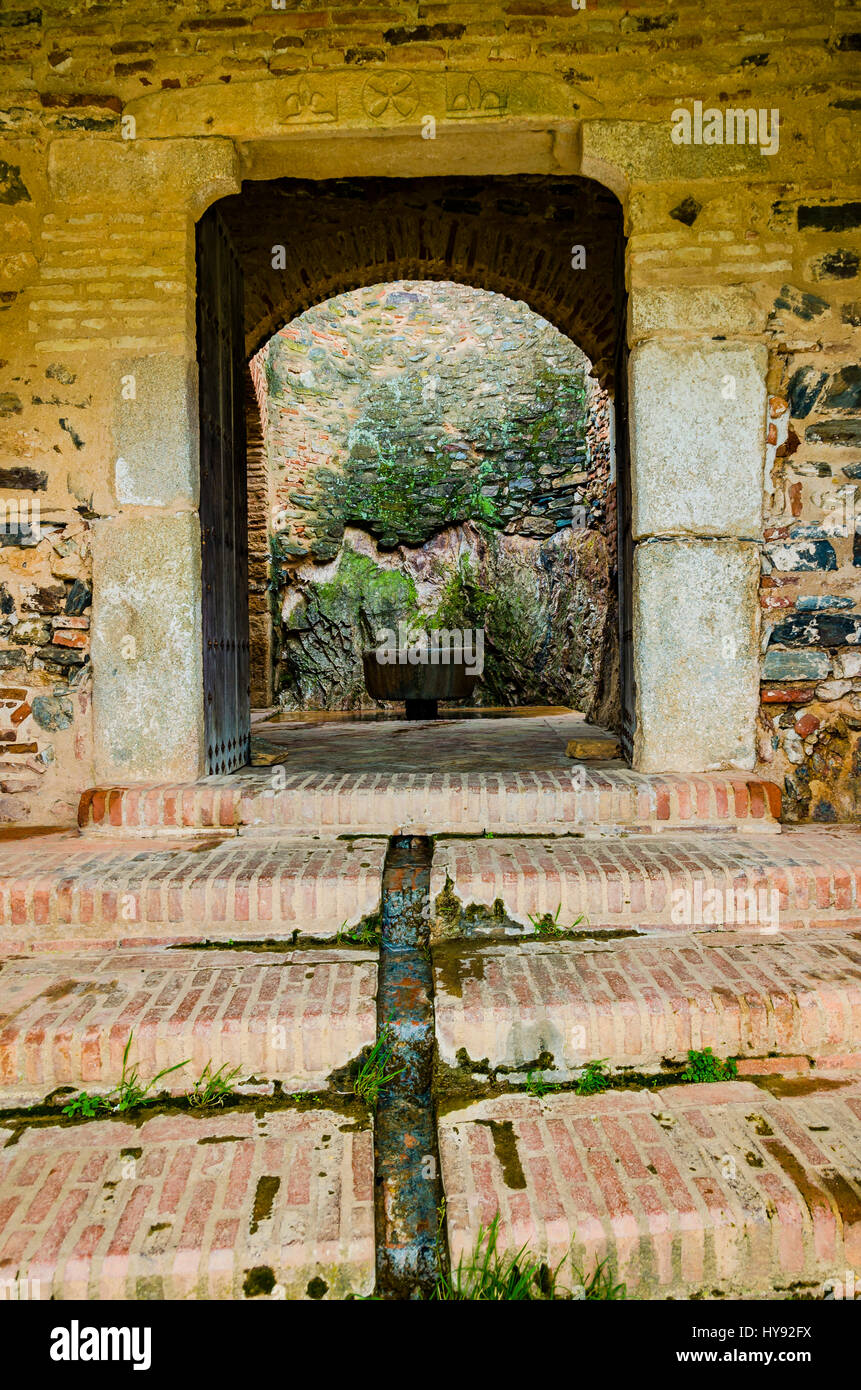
[216,174,625,389]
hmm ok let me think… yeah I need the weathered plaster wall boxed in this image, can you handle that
[251,280,616,714]
[0,1,857,818]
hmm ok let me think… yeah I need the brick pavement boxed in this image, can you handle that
[0,947,376,1100]
[439,1080,861,1299]
[0,1106,374,1299]
[434,932,861,1075]
[431,828,861,935]
[79,768,781,836]
[0,834,387,951]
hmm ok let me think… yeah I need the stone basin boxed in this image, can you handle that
[361,649,480,719]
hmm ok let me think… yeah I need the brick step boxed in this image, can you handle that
[0,833,387,952]
[0,1105,374,1299]
[434,931,861,1077]
[430,828,861,937]
[78,769,782,837]
[0,947,376,1103]
[439,1079,861,1299]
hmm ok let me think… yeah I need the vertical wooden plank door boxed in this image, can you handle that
[196,206,251,775]
[613,231,636,764]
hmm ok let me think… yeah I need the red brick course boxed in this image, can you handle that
[439,1082,861,1298]
[0,947,376,1099]
[78,769,782,836]
[0,834,386,951]
[0,1107,374,1299]
[433,932,861,1074]
[431,828,861,935]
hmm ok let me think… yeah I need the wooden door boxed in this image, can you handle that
[196,206,251,775]
[613,235,636,763]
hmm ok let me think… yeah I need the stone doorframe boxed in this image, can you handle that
[87,120,765,784]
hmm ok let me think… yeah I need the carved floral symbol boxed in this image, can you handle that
[447,75,507,118]
[284,77,336,122]
[362,73,418,121]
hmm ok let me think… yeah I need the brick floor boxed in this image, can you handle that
[0,947,376,1100]
[79,769,781,836]
[430,828,861,935]
[0,1106,374,1299]
[0,834,387,951]
[434,932,861,1075]
[438,1080,861,1299]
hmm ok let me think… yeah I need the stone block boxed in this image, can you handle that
[566,736,620,759]
[766,539,838,571]
[91,513,203,782]
[769,613,861,648]
[630,340,767,539]
[47,138,239,211]
[833,649,861,679]
[633,539,760,773]
[762,649,832,681]
[629,286,761,342]
[581,119,768,190]
[113,355,197,506]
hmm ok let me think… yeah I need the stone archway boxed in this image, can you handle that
[217,173,633,766]
[86,128,764,788]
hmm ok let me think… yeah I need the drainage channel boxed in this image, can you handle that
[374,834,445,1299]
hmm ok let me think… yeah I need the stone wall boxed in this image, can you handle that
[0,507,91,824]
[0,1,857,819]
[252,279,616,714]
[758,315,861,821]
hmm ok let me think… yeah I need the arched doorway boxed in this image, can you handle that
[195,174,632,773]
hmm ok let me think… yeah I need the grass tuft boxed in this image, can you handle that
[336,917,381,947]
[429,1208,625,1301]
[62,1032,190,1119]
[186,1061,242,1108]
[527,905,587,938]
[575,1058,610,1096]
[352,1023,405,1108]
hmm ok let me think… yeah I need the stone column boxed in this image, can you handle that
[627,316,767,773]
[45,138,239,784]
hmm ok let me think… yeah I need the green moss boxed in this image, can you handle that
[297,359,587,552]
[429,551,497,632]
[313,546,419,616]
[277,545,422,707]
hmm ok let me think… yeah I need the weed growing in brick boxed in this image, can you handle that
[62,1032,189,1118]
[353,1024,405,1108]
[337,917,381,947]
[680,1047,738,1083]
[571,1258,627,1301]
[527,905,587,938]
[429,1210,625,1301]
[186,1061,242,1108]
[576,1059,610,1095]
[113,1034,189,1110]
[525,1069,557,1097]
[61,1091,111,1119]
[528,905,565,936]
